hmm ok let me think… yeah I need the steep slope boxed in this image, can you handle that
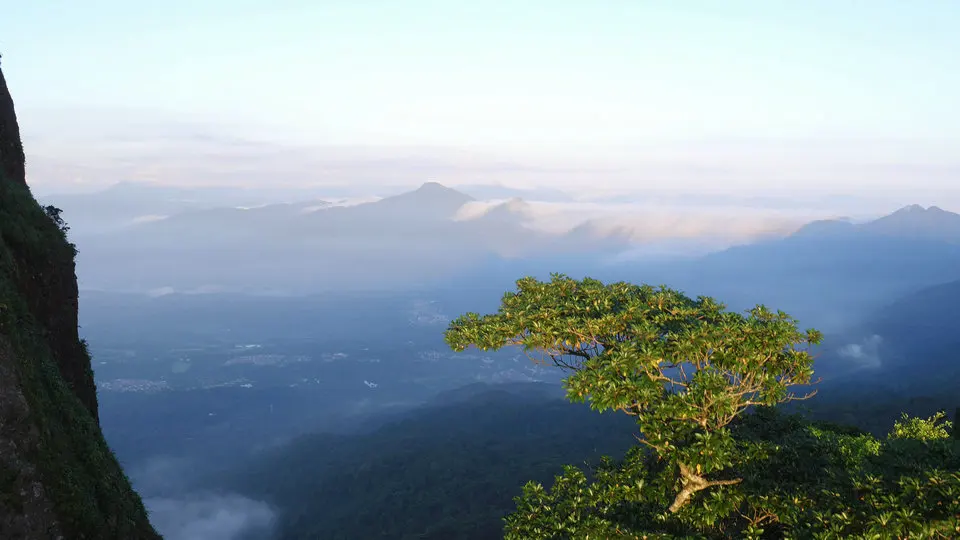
[0,58,24,188]
[0,59,159,538]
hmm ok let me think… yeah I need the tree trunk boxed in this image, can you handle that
[668,462,742,513]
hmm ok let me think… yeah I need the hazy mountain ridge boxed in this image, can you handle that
[638,204,960,332]
[50,182,960,330]
[66,181,601,293]
[861,204,960,240]
[38,177,960,325]
[791,204,960,242]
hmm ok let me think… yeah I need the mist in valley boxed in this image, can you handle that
[51,179,960,539]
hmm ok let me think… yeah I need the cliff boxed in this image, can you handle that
[0,58,160,538]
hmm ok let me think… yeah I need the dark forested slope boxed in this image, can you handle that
[219,383,638,540]
[0,57,158,539]
[798,277,960,434]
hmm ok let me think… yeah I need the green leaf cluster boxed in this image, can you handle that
[445,275,960,538]
[889,411,954,442]
[503,409,960,539]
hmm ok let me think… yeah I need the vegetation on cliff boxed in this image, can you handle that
[0,60,158,539]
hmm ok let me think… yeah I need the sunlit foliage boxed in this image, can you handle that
[446,275,960,538]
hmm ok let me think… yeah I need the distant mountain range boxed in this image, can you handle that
[70,182,592,293]
[40,181,575,235]
[626,204,960,332]
[792,204,960,242]
[51,180,960,331]
[40,181,340,234]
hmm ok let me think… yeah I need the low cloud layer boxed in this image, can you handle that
[837,334,883,369]
[455,197,821,242]
[129,455,277,540]
[145,493,277,540]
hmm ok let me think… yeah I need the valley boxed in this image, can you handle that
[62,184,960,539]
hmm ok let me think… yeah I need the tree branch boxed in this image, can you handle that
[668,462,742,513]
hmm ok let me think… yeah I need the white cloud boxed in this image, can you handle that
[454,198,822,242]
[145,493,276,540]
[131,214,169,224]
[837,334,883,369]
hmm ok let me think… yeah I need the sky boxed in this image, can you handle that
[2,1,959,198]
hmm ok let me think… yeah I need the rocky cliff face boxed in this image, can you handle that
[0,57,25,189]
[0,59,159,539]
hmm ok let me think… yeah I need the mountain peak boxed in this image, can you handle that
[411,182,475,200]
[890,204,950,216]
[789,217,856,238]
[894,204,930,214]
[387,182,473,203]
[415,181,450,192]
[373,182,475,219]
[861,203,960,241]
[881,204,958,220]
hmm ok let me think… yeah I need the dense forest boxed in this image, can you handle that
[221,275,959,539]
[220,384,638,539]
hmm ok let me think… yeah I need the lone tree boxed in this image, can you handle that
[445,274,822,513]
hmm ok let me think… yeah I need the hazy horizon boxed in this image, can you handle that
[3,1,959,207]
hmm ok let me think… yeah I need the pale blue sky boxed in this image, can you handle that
[2,1,959,195]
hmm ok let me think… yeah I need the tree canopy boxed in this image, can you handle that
[445,274,960,538]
